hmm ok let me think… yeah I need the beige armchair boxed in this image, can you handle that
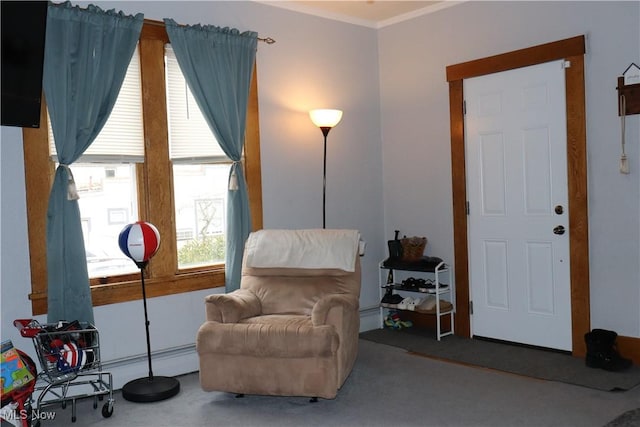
[196,229,362,400]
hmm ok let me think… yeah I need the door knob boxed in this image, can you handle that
[553,225,565,235]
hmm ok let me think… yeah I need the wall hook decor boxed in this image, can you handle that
[617,63,640,116]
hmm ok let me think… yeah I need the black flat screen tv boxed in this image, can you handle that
[1,1,48,128]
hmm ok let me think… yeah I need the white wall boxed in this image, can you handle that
[0,1,385,388]
[378,1,640,337]
[5,0,637,390]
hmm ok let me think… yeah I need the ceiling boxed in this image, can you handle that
[259,1,447,27]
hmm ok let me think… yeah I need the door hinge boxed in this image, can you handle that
[466,201,470,215]
[562,60,571,69]
[463,100,467,115]
[469,300,473,315]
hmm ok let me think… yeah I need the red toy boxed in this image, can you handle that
[13,319,42,338]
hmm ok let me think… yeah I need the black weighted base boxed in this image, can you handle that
[122,376,180,403]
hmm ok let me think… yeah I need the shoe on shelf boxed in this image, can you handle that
[403,278,427,290]
[381,291,393,304]
[400,319,413,328]
[381,293,403,308]
[417,295,437,311]
[385,311,403,329]
[416,297,453,314]
[398,297,414,310]
[401,277,416,289]
[385,310,413,329]
[419,279,449,293]
[407,298,422,311]
[384,315,395,328]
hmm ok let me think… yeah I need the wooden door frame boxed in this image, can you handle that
[446,35,590,356]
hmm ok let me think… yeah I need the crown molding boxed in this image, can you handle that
[377,1,468,29]
[253,1,467,29]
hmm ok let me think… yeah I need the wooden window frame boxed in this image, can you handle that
[23,20,263,316]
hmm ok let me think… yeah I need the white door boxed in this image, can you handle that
[464,60,572,351]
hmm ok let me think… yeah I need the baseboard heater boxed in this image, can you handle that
[100,343,196,371]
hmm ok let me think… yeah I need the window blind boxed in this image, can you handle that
[49,45,145,163]
[49,44,229,165]
[165,44,228,164]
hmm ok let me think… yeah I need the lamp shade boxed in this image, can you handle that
[309,109,343,128]
[118,221,161,265]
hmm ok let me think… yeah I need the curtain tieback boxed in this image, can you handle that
[229,161,242,191]
[60,164,80,200]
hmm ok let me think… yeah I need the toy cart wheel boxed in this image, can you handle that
[102,401,114,418]
[72,415,76,422]
[61,401,66,409]
[93,396,98,409]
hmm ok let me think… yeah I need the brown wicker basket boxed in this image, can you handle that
[400,236,427,261]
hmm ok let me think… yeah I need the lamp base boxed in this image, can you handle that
[122,376,180,403]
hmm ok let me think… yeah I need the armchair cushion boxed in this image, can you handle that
[198,316,338,358]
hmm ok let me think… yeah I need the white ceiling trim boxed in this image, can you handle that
[254,1,466,29]
[377,1,468,29]
[254,1,380,28]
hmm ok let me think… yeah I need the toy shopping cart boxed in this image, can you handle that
[14,320,114,426]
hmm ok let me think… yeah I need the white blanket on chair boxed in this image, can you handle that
[244,229,360,272]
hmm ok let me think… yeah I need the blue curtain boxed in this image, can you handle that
[164,19,257,292]
[43,2,143,323]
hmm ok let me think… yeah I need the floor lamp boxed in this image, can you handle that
[309,109,343,229]
[118,221,180,402]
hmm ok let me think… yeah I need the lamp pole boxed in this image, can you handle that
[309,109,343,230]
[321,126,331,229]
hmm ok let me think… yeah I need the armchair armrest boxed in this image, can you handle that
[311,294,360,385]
[204,289,261,323]
[311,294,359,327]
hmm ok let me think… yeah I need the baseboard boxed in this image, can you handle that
[99,344,199,390]
[359,306,381,332]
[617,335,640,366]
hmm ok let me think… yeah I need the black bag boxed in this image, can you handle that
[387,230,402,259]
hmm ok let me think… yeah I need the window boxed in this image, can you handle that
[22,20,263,315]
[74,163,140,278]
[174,165,229,268]
[164,44,231,270]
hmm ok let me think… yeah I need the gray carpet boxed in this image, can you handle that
[360,327,640,391]
[604,408,640,427]
[25,339,640,427]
